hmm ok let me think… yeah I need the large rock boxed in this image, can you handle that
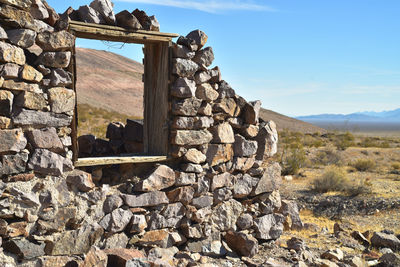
[172,58,199,77]
[175,172,196,186]
[213,98,237,116]
[103,195,123,214]
[0,41,26,65]
[26,127,63,152]
[129,214,147,233]
[171,77,196,98]
[186,30,208,50]
[193,47,214,69]
[78,5,105,24]
[36,51,71,68]
[0,63,19,78]
[243,100,261,125]
[233,156,255,172]
[21,64,43,82]
[254,213,285,240]
[0,0,32,10]
[1,80,41,93]
[15,91,47,110]
[211,172,232,191]
[48,87,75,114]
[184,148,206,164]
[172,43,195,59]
[99,208,133,233]
[0,128,27,153]
[255,120,278,160]
[66,169,95,192]
[135,165,176,192]
[116,10,142,30]
[0,151,29,176]
[253,163,282,195]
[49,68,72,87]
[172,97,202,116]
[195,71,211,84]
[0,90,13,116]
[105,248,146,267]
[218,80,235,99]
[0,5,37,31]
[137,229,171,248]
[6,29,36,48]
[172,116,213,130]
[122,191,169,207]
[224,231,258,257]
[30,0,49,20]
[196,83,218,102]
[3,238,45,260]
[233,174,258,198]
[211,199,243,231]
[172,129,213,145]
[28,148,73,176]
[279,200,303,230]
[89,0,116,25]
[234,134,258,157]
[206,144,233,166]
[124,119,143,142]
[81,246,108,267]
[36,30,75,51]
[166,186,194,205]
[12,109,72,127]
[210,122,234,144]
[371,232,400,250]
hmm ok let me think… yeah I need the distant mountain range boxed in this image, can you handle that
[296,108,400,122]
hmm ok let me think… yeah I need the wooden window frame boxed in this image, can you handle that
[67,21,178,166]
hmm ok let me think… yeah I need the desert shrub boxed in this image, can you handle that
[392,162,400,170]
[352,159,376,172]
[279,131,307,175]
[314,145,342,166]
[334,131,355,150]
[312,166,370,195]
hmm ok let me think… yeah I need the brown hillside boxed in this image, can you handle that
[75,47,325,134]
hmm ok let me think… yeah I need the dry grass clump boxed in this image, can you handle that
[334,131,355,150]
[392,162,400,170]
[313,145,342,166]
[352,159,376,172]
[312,166,370,195]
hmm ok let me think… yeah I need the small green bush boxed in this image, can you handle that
[281,146,307,175]
[314,145,342,166]
[352,159,376,172]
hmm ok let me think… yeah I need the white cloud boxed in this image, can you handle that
[116,0,275,13]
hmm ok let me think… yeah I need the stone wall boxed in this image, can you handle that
[0,0,301,266]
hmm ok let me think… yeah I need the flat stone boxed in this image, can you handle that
[234,134,258,157]
[27,127,63,152]
[0,5,37,31]
[181,163,203,173]
[196,83,218,102]
[12,109,72,127]
[99,208,133,233]
[135,165,176,192]
[0,41,26,65]
[206,144,233,166]
[116,10,142,30]
[66,169,95,192]
[2,80,41,93]
[210,122,234,144]
[48,87,75,114]
[34,19,54,33]
[172,43,195,59]
[0,151,28,176]
[102,195,123,214]
[254,213,285,240]
[6,29,36,48]
[36,30,75,51]
[0,128,27,153]
[137,229,171,248]
[192,195,213,209]
[0,90,13,117]
[213,98,237,116]
[171,77,196,98]
[184,148,206,164]
[172,58,199,77]
[78,5,105,24]
[30,0,49,20]
[122,191,169,207]
[172,129,213,146]
[255,120,278,160]
[193,47,214,69]
[21,64,43,82]
[172,116,213,130]
[28,148,73,176]
[90,0,116,25]
[3,238,45,260]
[172,97,202,116]
[0,63,19,78]
[0,0,32,10]
[36,51,71,68]
[211,199,243,231]
[371,232,400,250]
[15,91,47,110]
[186,30,208,50]
[166,186,194,205]
[224,231,258,257]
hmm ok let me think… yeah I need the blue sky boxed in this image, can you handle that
[47,0,400,116]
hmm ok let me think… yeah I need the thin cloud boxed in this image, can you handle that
[116,0,276,13]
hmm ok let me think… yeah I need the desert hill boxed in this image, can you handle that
[75,47,325,134]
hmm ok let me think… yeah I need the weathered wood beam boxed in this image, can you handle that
[75,155,168,167]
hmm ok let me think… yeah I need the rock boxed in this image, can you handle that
[1,63,20,78]
[81,246,108,267]
[233,174,258,198]
[224,231,258,257]
[48,87,75,114]
[184,148,206,164]
[213,98,237,116]
[211,172,232,191]
[206,144,233,166]
[172,43,195,59]
[172,116,214,130]
[171,77,196,98]
[132,9,157,31]
[39,256,82,267]
[90,0,116,25]
[30,0,48,20]
[116,10,142,30]
[253,163,282,195]
[36,30,75,51]
[135,165,176,192]
[315,259,340,267]
[242,124,259,138]
[198,102,212,116]
[26,127,63,152]
[172,129,213,146]
[380,253,400,265]
[254,213,285,240]
[122,191,169,207]
[106,121,124,140]
[137,229,171,248]
[279,200,303,230]
[0,25,6,39]
[99,208,133,233]
[48,68,72,87]
[0,151,29,176]
[0,0,31,10]
[34,19,54,33]
[258,190,281,214]
[193,47,214,69]
[27,148,73,176]
[66,169,95,192]
[196,83,218,102]
[0,90,13,117]
[0,5,37,31]
[0,41,26,65]
[12,108,72,127]
[175,172,196,186]
[371,232,400,250]
[243,100,261,125]
[172,58,199,77]
[7,29,36,48]
[351,231,370,247]
[234,134,258,157]
[129,214,147,233]
[4,238,45,260]
[192,195,213,209]
[15,91,47,110]
[0,116,11,129]
[166,186,194,205]
[321,248,344,261]
[2,80,41,93]
[105,248,145,266]
[181,163,203,173]
[103,195,123,213]
[255,121,278,160]
[124,119,143,142]
[21,64,43,82]
[349,256,365,267]
[0,128,27,153]
[177,35,198,51]
[172,97,202,116]
[36,51,71,68]
[213,187,232,204]
[233,156,255,172]
[195,71,211,84]
[236,213,253,230]
[186,30,208,50]
[217,81,235,99]
[78,5,105,24]
[211,199,243,231]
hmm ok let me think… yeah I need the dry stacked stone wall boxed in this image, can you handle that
[0,0,303,266]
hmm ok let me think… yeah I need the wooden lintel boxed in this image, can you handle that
[68,20,179,44]
[75,155,168,167]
